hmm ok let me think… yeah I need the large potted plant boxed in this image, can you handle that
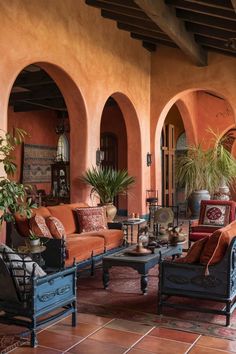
[176,130,236,217]
[0,128,34,230]
[81,167,135,221]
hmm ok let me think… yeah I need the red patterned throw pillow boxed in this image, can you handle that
[29,215,52,238]
[74,206,107,233]
[203,205,230,227]
[45,216,66,239]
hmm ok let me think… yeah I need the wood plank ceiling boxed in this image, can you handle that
[9,0,236,113]
[85,0,236,66]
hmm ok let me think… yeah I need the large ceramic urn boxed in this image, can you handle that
[188,190,211,218]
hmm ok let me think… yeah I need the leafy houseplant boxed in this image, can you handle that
[80,167,135,221]
[29,230,40,246]
[176,130,236,216]
[0,128,34,226]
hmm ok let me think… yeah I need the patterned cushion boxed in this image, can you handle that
[74,207,107,233]
[29,215,52,238]
[46,216,66,239]
[202,205,230,226]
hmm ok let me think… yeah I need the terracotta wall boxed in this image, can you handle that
[8,107,58,193]
[0,0,150,220]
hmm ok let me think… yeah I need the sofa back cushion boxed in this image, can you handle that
[74,206,107,233]
[14,207,52,237]
[29,215,52,238]
[200,220,236,266]
[174,236,210,264]
[46,216,66,239]
[47,205,76,235]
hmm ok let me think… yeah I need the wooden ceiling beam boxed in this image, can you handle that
[118,23,171,41]
[14,70,53,88]
[131,33,178,48]
[13,98,67,112]
[133,0,207,66]
[182,0,235,11]
[202,44,236,56]
[101,10,161,31]
[231,0,236,13]
[166,0,236,20]
[96,0,140,9]
[85,0,148,19]
[9,84,62,104]
[142,41,156,51]
[176,9,236,31]
[185,22,236,40]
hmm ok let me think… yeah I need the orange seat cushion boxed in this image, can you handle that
[46,216,66,239]
[175,236,210,264]
[66,235,105,264]
[86,229,124,250]
[200,220,236,266]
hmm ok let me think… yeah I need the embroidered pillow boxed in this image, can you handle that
[29,215,52,238]
[202,205,230,227]
[46,216,66,239]
[74,206,107,233]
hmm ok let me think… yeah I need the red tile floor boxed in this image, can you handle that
[10,313,236,353]
[6,218,236,353]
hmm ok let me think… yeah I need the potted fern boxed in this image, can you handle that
[176,130,236,217]
[80,167,135,221]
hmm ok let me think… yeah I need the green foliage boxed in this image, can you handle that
[29,230,40,240]
[176,130,236,197]
[81,167,135,204]
[0,128,35,224]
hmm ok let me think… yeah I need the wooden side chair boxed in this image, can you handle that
[0,247,77,347]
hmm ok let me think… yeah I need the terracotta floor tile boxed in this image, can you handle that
[67,338,127,354]
[105,318,153,334]
[13,346,62,353]
[76,313,112,325]
[127,349,158,354]
[47,321,100,337]
[195,336,236,352]
[149,327,200,343]
[36,330,83,351]
[189,345,234,354]
[135,335,191,354]
[89,327,142,347]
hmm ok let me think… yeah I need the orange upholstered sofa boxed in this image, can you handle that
[10,203,124,270]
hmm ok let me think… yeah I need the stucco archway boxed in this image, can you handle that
[105,92,142,215]
[153,89,235,204]
[7,62,88,202]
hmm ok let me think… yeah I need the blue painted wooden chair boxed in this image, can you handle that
[0,249,77,347]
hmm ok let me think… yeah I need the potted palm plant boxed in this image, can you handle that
[80,167,135,221]
[176,130,236,217]
[0,128,34,229]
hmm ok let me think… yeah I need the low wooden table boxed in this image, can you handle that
[102,243,182,295]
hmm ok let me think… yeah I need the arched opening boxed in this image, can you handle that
[100,96,128,214]
[100,93,142,215]
[155,89,235,205]
[7,62,87,204]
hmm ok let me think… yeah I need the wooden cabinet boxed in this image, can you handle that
[51,162,70,203]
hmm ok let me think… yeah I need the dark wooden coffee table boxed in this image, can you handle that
[102,244,182,295]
